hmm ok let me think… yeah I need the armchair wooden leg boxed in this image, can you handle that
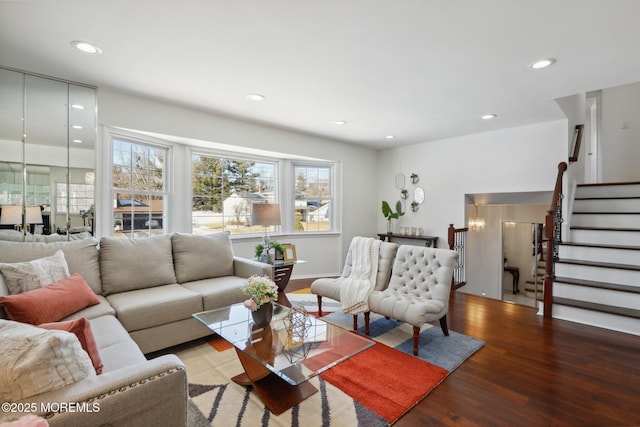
[353,314,358,330]
[439,315,449,336]
[317,295,323,316]
[364,312,370,336]
[413,326,420,356]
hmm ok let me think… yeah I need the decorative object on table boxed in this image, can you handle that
[381,200,405,234]
[251,203,281,264]
[254,240,284,261]
[283,243,297,263]
[242,275,278,327]
[410,173,419,184]
[282,306,313,363]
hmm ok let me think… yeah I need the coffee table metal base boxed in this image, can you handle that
[233,348,318,415]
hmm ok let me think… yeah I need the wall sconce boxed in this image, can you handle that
[504,221,516,229]
[468,203,485,232]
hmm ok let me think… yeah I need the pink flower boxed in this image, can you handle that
[243,299,258,311]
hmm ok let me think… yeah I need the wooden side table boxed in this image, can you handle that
[504,266,520,293]
[377,233,438,248]
[272,260,306,307]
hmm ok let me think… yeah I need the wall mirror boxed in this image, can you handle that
[0,67,97,242]
[394,173,405,190]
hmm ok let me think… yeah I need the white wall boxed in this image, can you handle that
[97,88,379,278]
[601,81,640,181]
[377,120,568,298]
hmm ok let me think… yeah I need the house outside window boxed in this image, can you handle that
[111,138,168,238]
[191,153,276,235]
[293,164,333,232]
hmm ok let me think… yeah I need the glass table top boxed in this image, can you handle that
[193,303,374,386]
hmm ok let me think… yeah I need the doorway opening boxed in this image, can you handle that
[501,221,544,308]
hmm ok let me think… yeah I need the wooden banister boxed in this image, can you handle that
[568,124,584,163]
[543,162,568,317]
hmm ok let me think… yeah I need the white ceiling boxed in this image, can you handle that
[2,0,640,149]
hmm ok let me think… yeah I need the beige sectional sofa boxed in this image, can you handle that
[0,232,271,427]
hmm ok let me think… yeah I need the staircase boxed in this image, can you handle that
[546,182,640,336]
[524,258,545,300]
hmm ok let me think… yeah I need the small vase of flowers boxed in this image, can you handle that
[242,275,279,326]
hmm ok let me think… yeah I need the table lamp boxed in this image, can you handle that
[251,203,281,263]
[0,205,23,230]
[26,206,43,233]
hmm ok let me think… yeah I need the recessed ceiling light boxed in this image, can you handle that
[71,41,103,55]
[482,114,498,120]
[333,120,347,125]
[71,104,85,110]
[530,58,557,69]
[386,135,396,140]
[73,139,83,144]
[246,93,265,101]
[71,125,83,129]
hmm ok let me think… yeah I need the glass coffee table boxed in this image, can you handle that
[193,303,373,415]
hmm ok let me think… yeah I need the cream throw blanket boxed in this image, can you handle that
[340,237,381,315]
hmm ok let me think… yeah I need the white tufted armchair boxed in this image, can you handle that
[366,245,459,356]
[310,239,398,329]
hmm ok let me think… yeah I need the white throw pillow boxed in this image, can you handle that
[0,319,95,402]
[0,250,70,295]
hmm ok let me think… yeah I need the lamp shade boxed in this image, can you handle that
[0,205,22,226]
[26,206,43,224]
[251,203,281,226]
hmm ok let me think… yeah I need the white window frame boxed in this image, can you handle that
[291,161,336,234]
[189,148,278,236]
[106,130,172,238]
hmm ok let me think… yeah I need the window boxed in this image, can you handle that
[293,164,333,232]
[191,153,276,235]
[56,183,93,214]
[111,138,168,238]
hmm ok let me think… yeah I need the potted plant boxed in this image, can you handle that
[254,240,284,263]
[242,275,279,326]
[381,200,405,234]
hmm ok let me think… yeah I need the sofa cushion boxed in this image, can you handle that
[106,284,203,332]
[182,276,248,310]
[62,295,116,321]
[0,250,70,295]
[0,319,95,402]
[39,317,104,374]
[87,315,146,372]
[100,234,177,295]
[0,238,102,294]
[171,232,234,283]
[0,273,101,325]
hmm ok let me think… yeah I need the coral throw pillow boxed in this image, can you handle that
[39,317,104,375]
[0,273,100,325]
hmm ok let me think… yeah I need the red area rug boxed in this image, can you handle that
[320,341,448,424]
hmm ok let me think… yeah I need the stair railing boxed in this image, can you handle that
[448,224,468,292]
[543,162,568,317]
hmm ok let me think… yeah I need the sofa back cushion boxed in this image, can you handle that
[100,234,177,295]
[171,232,234,283]
[0,238,102,294]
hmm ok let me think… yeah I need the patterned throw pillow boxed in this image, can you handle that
[0,319,95,402]
[0,250,70,295]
